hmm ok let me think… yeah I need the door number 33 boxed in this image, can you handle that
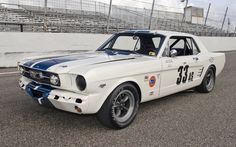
[176,65,194,85]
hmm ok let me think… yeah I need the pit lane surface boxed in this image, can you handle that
[0,52,235,147]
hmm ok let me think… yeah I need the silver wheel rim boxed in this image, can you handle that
[206,71,214,91]
[112,89,135,123]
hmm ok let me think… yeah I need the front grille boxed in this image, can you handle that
[20,65,60,86]
[31,89,43,98]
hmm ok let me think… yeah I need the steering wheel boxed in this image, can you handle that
[147,48,158,56]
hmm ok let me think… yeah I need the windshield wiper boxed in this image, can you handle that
[122,50,139,55]
[103,48,140,55]
[103,48,117,55]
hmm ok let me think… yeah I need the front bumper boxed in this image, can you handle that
[19,76,99,114]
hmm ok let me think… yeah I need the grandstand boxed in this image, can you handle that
[0,0,234,36]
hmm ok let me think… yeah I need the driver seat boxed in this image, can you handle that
[137,38,156,56]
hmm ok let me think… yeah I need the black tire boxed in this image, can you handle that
[195,67,215,93]
[97,83,140,129]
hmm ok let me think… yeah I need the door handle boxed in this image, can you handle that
[193,57,199,61]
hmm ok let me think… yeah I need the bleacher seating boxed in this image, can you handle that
[0,4,231,36]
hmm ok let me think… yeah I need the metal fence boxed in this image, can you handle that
[0,0,235,36]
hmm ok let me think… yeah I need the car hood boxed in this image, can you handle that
[21,51,150,73]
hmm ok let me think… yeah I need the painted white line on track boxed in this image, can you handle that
[0,71,19,75]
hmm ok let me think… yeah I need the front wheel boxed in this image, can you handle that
[97,83,140,129]
[196,68,215,93]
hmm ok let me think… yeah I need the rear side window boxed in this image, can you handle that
[192,39,200,55]
[186,38,200,55]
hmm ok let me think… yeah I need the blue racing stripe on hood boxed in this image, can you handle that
[23,55,66,67]
[24,59,44,67]
[32,57,79,70]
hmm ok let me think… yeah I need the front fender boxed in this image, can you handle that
[87,77,141,114]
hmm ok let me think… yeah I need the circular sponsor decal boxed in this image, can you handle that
[149,76,156,87]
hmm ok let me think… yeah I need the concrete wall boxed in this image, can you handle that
[0,32,110,67]
[199,37,236,52]
[0,32,236,67]
[0,32,110,53]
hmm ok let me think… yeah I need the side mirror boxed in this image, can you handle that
[170,49,177,57]
[133,35,138,40]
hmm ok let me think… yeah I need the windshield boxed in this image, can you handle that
[97,33,165,57]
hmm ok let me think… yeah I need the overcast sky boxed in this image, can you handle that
[96,0,236,28]
[96,0,235,16]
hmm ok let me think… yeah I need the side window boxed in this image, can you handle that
[172,39,185,49]
[169,37,185,56]
[167,36,200,57]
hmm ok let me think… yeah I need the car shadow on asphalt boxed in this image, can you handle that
[19,89,201,130]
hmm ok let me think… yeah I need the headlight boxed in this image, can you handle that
[17,62,20,70]
[76,75,86,91]
[50,75,60,86]
[19,66,24,74]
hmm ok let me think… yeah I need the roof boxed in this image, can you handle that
[120,30,196,37]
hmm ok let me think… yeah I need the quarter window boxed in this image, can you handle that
[186,38,200,55]
[192,39,200,55]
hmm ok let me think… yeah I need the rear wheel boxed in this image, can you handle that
[196,68,215,93]
[97,83,140,129]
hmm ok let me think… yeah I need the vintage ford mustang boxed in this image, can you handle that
[18,30,225,129]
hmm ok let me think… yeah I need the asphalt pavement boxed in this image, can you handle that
[0,52,235,147]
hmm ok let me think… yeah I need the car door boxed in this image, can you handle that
[185,37,206,83]
[160,36,204,97]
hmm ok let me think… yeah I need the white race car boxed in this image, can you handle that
[18,30,225,129]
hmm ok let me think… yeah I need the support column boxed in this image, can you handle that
[20,24,23,32]
[106,0,112,33]
[204,3,211,26]
[43,0,48,32]
[234,27,236,37]
[148,0,155,29]
[221,7,228,31]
